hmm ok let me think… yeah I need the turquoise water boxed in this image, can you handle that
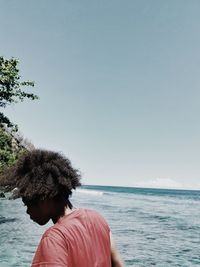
[0,185,200,266]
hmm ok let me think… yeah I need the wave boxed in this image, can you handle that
[75,189,104,196]
[0,216,17,224]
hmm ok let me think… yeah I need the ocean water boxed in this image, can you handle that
[0,185,200,266]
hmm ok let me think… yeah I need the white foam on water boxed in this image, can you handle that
[75,189,104,196]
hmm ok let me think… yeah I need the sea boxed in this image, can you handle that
[0,185,200,267]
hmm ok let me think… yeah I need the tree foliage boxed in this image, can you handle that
[0,56,38,130]
[0,57,38,182]
[0,127,34,173]
[0,127,16,171]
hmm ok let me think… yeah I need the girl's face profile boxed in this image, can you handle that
[22,197,51,225]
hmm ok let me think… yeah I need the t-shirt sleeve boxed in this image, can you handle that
[31,230,68,267]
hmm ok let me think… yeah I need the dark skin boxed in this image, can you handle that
[23,197,73,225]
[110,232,125,267]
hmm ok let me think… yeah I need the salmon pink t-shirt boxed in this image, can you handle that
[31,208,111,267]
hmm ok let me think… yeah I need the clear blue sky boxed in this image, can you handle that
[1,0,200,189]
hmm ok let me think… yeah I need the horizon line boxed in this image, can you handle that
[81,183,200,192]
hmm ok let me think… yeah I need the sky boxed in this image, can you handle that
[1,0,200,189]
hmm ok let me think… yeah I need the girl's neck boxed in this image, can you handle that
[52,206,76,224]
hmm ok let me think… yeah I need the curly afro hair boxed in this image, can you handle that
[8,149,81,201]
